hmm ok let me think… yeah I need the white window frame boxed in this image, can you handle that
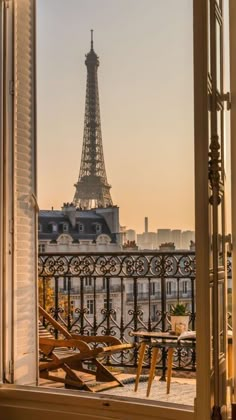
[104,298,112,310]
[38,243,46,253]
[95,223,101,233]
[166,281,172,296]
[150,282,156,295]
[182,280,188,295]
[85,278,92,287]
[78,223,84,232]
[86,299,94,315]
[63,222,69,232]
[52,223,57,232]
[1,2,236,419]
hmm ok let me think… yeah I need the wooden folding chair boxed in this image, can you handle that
[39,305,134,392]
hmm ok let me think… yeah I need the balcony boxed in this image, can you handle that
[38,250,231,405]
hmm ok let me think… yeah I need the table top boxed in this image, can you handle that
[131,330,196,342]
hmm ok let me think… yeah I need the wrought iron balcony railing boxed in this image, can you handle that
[38,251,231,376]
[38,251,198,375]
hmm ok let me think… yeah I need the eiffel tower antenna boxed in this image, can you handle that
[91,29,93,49]
[73,32,113,209]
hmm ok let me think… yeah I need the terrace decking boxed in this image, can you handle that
[38,250,231,413]
[39,373,196,407]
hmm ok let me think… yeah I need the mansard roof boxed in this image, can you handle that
[38,209,116,243]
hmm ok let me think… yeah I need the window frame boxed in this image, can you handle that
[1,1,236,419]
[86,299,94,315]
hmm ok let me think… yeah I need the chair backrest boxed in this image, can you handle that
[39,305,72,339]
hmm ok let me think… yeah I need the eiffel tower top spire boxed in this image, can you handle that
[73,33,113,209]
[90,29,94,50]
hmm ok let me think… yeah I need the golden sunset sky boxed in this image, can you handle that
[37,0,194,233]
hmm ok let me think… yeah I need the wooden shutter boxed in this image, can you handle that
[0,0,15,385]
[13,0,37,384]
[0,0,37,385]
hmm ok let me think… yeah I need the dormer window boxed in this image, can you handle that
[52,223,57,232]
[38,223,42,232]
[77,223,84,232]
[95,223,101,233]
[48,222,58,233]
[63,223,69,232]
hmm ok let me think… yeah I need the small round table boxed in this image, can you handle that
[131,331,196,397]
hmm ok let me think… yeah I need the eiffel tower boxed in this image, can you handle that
[73,31,113,209]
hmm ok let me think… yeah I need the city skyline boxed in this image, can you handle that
[37,0,194,233]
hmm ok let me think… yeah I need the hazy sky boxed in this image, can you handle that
[37,0,194,233]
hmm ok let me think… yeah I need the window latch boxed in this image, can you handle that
[221,92,231,110]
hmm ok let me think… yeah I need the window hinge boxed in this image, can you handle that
[9,80,14,96]
[9,360,14,377]
[221,92,231,110]
[9,218,13,234]
[225,233,232,251]
[4,1,10,9]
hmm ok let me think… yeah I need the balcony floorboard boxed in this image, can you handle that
[39,373,196,407]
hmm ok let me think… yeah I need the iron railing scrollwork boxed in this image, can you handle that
[38,251,231,375]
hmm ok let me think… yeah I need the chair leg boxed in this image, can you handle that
[166,348,174,394]
[146,347,159,397]
[134,342,147,392]
[94,359,123,385]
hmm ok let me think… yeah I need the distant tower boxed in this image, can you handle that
[73,30,113,209]
[144,217,148,233]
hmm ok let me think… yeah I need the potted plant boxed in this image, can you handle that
[170,303,189,335]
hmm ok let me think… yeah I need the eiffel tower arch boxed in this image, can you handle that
[73,31,113,209]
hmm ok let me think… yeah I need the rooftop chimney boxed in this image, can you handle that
[144,217,148,233]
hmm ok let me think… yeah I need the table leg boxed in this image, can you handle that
[166,347,174,394]
[146,347,159,397]
[134,342,147,392]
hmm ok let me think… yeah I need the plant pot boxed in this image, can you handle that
[170,315,189,335]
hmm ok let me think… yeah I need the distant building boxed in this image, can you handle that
[182,230,195,249]
[171,229,182,249]
[157,229,171,247]
[137,232,157,250]
[136,217,157,249]
[38,203,123,326]
[144,217,148,233]
[125,229,136,242]
[38,203,121,253]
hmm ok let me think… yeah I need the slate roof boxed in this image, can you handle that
[38,209,116,243]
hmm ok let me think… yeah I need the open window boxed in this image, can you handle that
[0,1,236,419]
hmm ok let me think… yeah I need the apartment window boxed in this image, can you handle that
[95,223,101,233]
[87,299,94,315]
[151,304,158,321]
[137,283,144,293]
[183,280,188,294]
[48,222,57,232]
[63,223,69,232]
[104,298,112,310]
[85,278,92,287]
[150,282,156,295]
[38,244,45,253]
[77,223,84,232]
[166,281,172,295]
[104,298,116,320]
